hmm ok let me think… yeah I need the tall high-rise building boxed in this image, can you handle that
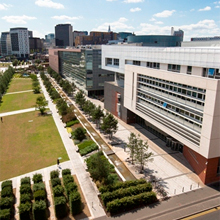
[55,24,73,47]
[10,27,30,58]
[0,32,12,56]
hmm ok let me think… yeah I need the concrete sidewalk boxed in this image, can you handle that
[0,107,35,117]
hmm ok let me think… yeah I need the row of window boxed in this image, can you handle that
[106,58,119,66]
[147,62,160,69]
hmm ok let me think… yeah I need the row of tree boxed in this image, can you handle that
[0,66,15,104]
[126,133,153,173]
[75,90,118,139]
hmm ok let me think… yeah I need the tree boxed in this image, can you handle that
[135,139,153,173]
[35,96,48,115]
[71,127,86,141]
[12,59,18,66]
[92,105,104,127]
[127,133,138,165]
[75,90,85,107]
[101,113,118,139]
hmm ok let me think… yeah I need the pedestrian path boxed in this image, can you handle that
[6,90,33,95]
[0,107,35,117]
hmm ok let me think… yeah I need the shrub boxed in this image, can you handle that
[1,186,13,198]
[19,202,32,220]
[51,178,61,187]
[21,177,31,185]
[20,194,31,204]
[1,180,12,190]
[66,120,79,127]
[74,140,80,145]
[20,184,32,195]
[78,140,94,150]
[33,190,46,201]
[33,183,45,192]
[33,200,47,220]
[65,182,78,198]
[54,196,67,219]
[0,197,13,210]
[101,183,153,206]
[0,209,10,220]
[62,169,71,176]
[32,174,43,184]
[69,192,82,215]
[53,185,64,197]
[99,179,147,193]
[79,144,98,156]
[106,192,157,214]
[63,175,74,186]
[50,170,59,179]
[71,127,86,142]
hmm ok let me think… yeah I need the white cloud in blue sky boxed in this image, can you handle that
[0,0,219,41]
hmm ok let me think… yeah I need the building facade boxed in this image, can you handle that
[49,46,114,96]
[29,37,43,52]
[55,24,73,47]
[102,45,220,184]
[0,32,12,56]
[10,27,30,58]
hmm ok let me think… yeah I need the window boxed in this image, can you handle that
[217,158,220,175]
[187,66,192,74]
[168,64,181,73]
[147,62,160,69]
[133,60,140,66]
[106,58,112,65]
[114,59,119,66]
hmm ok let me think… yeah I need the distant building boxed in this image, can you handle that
[45,33,55,48]
[118,32,133,41]
[171,27,184,41]
[29,37,43,52]
[49,46,114,96]
[10,27,30,58]
[28,31,33,38]
[75,31,117,47]
[0,32,12,56]
[55,24,73,47]
[191,36,220,41]
[73,31,88,46]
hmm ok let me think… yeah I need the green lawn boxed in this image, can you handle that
[7,78,32,93]
[0,111,69,181]
[0,92,41,113]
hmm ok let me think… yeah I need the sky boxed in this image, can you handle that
[0,0,219,41]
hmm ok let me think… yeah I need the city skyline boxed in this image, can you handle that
[0,0,219,41]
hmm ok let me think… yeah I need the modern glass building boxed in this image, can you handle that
[55,24,73,47]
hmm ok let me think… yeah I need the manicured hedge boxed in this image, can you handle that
[78,140,94,150]
[0,197,13,210]
[1,186,13,198]
[63,175,74,186]
[66,120,79,127]
[21,177,31,185]
[106,192,157,214]
[54,196,67,219]
[33,190,46,201]
[32,174,43,184]
[33,200,47,220]
[20,184,32,195]
[69,192,82,215]
[62,169,71,176]
[0,208,10,220]
[101,183,153,206]
[1,181,12,190]
[19,202,32,220]
[99,179,147,193]
[79,143,98,156]
[51,178,61,187]
[33,183,45,192]
[50,170,59,179]
[53,185,64,197]
[20,194,31,204]
[65,182,78,198]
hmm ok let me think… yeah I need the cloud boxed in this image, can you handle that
[155,21,163,24]
[136,19,220,40]
[35,0,64,9]
[106,0,117,1]
[92,17,134,32]
[215,5,220,8]
[190,9,195,12]
[198,6,211,11]
[0,3,12,10]
[214,1,220,4]
[153,10,175,18]
[2,15,37,24]
[51,15,82,20]
[149,18,156,21]
[130,7,141,12]
[124,0,144,3]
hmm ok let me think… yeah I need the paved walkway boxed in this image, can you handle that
[6,90,33,95]
[0,107,35,117]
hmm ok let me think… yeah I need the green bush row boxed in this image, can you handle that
[62,169,71,176]
[50,170,59,179]
[1,186,13,198]
[19,202,32,220]
[20,184,32,195]
[51,177,61,188]
[21,177,31,185]
[33,200,47,220]
[69,192,82,215]
[63,174,74,186]
[0,197,13,210]
[79,143,98,156]
[33,182,45,192]
[106,191,157,214]
[78,140,95,150]
[32,173,43,184]
[33,189,46,201]
[101,183,152,206]
[53,185,64,197]
[66,120,79,127]
[0,208,10,220]
[54,196,67,219]
[99,179,147,193]
[1,180,12,190]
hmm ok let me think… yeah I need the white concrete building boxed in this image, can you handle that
[102,45,220,184]
[10,27,30,58]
